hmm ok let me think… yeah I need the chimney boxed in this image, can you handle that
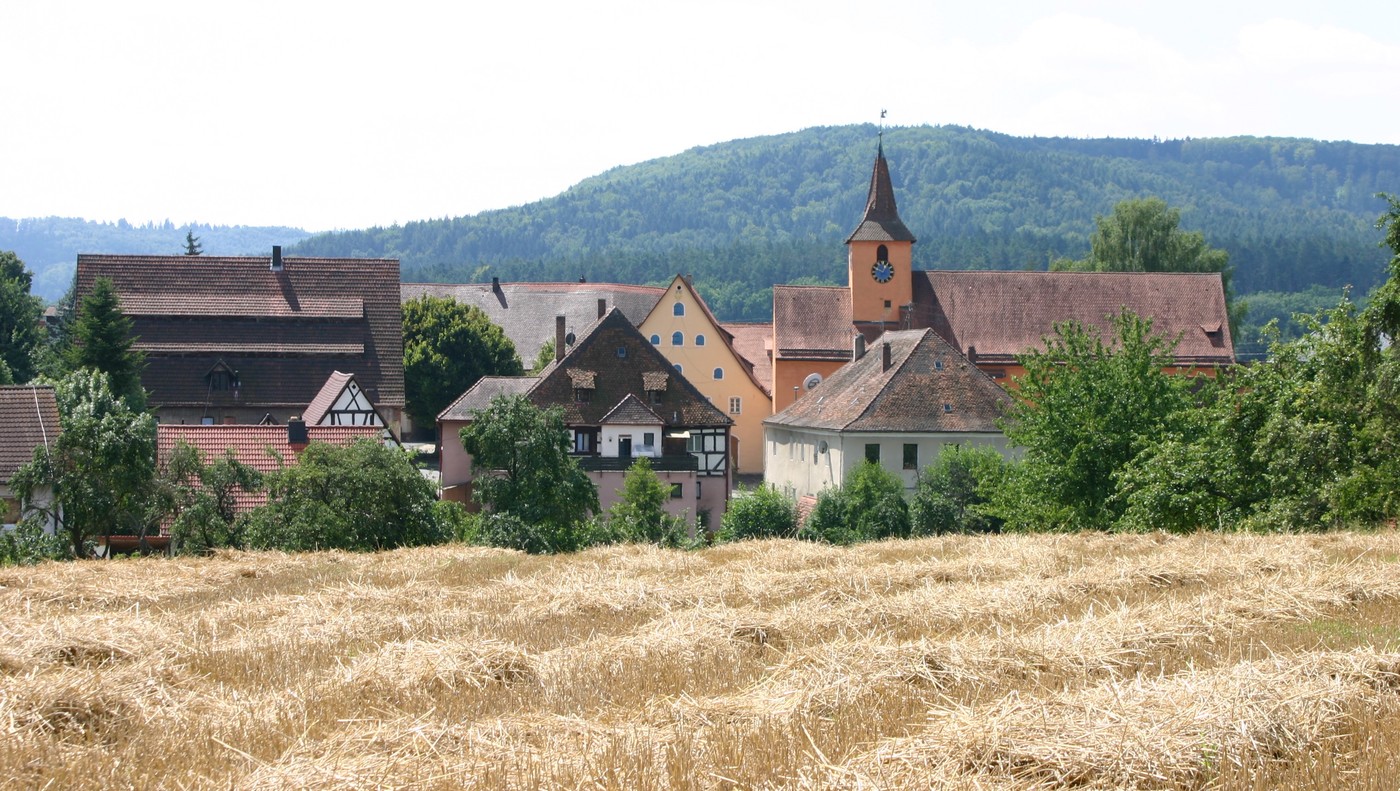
[853,334,866,361]
[597,298,607,319]
[270,245,283,272]
[491,276,500,291]
[966,345,978,364]
[882,341,892,372]
[287,416,308,446]
[579,274,587,283]
[555,315,566,363]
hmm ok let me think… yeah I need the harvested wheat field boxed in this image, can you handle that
[5,533,1400,789]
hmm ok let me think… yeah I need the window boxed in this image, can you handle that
[728,397,741,415]
[671,331,684,346]
[903,443,918,470]
[670,483,683,499]
[616,346,628,359]
[674,363,683,373]
[2,497,20,525]
[574,388,593,403]
[643,432,655,448]
[934,359,944,371]
[943,403,953,413]
[865,443,880,463]
[696,480,702,499]
[573,431,594,454]
[648,389,662,405]
[673,302,685,317]
[713,367,724,380]
[696,334,706,346]
[650,334,661,345]
[877,244,889,262]
[209,370,233,391]
[884,300,891,308]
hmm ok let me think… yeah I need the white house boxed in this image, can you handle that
[1,385,61,533]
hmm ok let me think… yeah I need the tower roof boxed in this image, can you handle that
[846,140,916,244]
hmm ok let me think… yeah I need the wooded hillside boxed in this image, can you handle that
[292,124,1400,322]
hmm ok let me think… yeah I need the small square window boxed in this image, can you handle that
[865,443,880,463]
[943,403,953,413]
[884,300,891,309]
[934,359,944,371]
[670,483,683,499]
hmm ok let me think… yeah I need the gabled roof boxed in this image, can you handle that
[533,308,731,428]
[438,309,730,429]
[773,285,853,361]
[156,424,383,514]
[643,275,772,397]
[75,254,404,410]
[402,281,665,363]
[721,322,773,394]
[599,394,664,426]
[303,371,355,425]
[0,385,59,484]
[437,376,539,422]
[846,140,916,244]
[765,329,1010,433]
[910,270,1235,364]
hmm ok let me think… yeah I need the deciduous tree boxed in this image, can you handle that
[10,369,157,557]
[459,394,597,552]
[402,295,522,427]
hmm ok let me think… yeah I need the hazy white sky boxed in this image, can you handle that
[4,1,1399,232]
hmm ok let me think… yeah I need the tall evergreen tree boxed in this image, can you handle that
[183,229,203,256]
[66,277,146,407]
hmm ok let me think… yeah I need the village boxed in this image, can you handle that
[2,143,1241,557]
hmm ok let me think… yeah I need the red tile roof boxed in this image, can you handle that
[773,286,853,360]
[766,329,1010,433]
[723,322,774,394]
[303,371,355,426]
[600,394,664,426]
[156,424,384,515]
[75,254,404,411]
[912,270,1235,365]
[0,385,59,483]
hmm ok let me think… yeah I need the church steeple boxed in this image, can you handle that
[846,139,916,244]
[846,139,916,325]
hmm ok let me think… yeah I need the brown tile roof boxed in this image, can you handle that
[302,371,355,426]
[910,270,1235,364]
[155,424,383,515]
[0,385,59,483]
[402,281,664,363]
[75,254,404,411]
[846,142,916,244]
[440,309,730,431]
[567,369,597,389]
[641,371,670,391]
[437,376,539,422]
[722,322,774,394]
[531,309,731,428]
[773,286,853,360]
[599,394,664,426]
[765,329,1010,433]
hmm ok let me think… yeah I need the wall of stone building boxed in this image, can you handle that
[593,468,727,533]
[764,425,1011,500]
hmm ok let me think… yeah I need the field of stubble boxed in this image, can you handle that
[4,532,1400,790]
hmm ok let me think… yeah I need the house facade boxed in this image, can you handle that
[0,385,61,533]
[75,249,405,432]
[638,275,771,474]
[770,142,1236,411]
[764,329,1011,500]
[438,308,733,526]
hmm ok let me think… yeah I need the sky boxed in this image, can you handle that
[3,0,1400,232]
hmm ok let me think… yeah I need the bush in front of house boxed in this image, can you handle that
[718,484,798,542]
[799,460,910,545]
[909,445,1008,535]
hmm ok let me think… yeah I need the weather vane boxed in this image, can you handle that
[880,109,887,141]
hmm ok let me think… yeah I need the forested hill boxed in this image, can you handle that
[291,124,1400,321]
[1,218,311,301]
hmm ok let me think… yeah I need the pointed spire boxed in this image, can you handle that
[846,140,916,244]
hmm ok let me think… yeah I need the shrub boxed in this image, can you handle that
[607,457,692,548]
[719,484,798,541]
[800,461,910,544]
[910,446,1008,535]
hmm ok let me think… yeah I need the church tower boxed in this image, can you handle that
[846,139,916,325]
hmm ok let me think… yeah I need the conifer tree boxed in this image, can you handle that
[183,229,203,255]
[66,277,146,407]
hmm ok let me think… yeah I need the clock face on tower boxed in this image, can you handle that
[871,260,895,283]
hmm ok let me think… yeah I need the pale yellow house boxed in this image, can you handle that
[639,275,771,474]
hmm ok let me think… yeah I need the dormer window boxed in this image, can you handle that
[205,361,240,393]
[575,388,593,403]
